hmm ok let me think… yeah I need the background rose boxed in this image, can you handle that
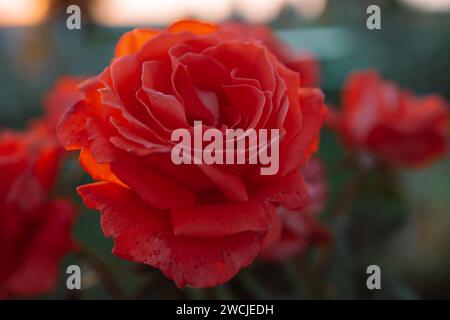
[58,20,326,288]
[260,157,330,262]
[27,76,85,139]
[0,128,76,298]
[329,70,449,168]
[42,77,85,132]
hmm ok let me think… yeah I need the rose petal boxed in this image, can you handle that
[197,164,249,202]
[171,201,272,237]
[110,157,197,209]
[77,182,263,288]
[251,171,310,211]
[168,20,218,35]
[57,100,92,150]
[115,28,159,58]
[79,148,127,187]
[279,88,326,175]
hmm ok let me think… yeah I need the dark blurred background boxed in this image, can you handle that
[0,0,449,299]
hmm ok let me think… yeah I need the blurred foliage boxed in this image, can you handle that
[0,0,449,299]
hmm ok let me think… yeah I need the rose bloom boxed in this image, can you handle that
[260,157,330,262]
[223,22,321,87]
[58,20,326,288]
[330,70,449,168]
[0,128,76,298]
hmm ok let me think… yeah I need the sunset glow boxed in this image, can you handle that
[0,0,50,27]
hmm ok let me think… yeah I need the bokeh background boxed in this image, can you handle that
[0,0,449,299]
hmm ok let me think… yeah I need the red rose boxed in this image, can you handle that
[57,20,326,288]
[0,128,76,298]
[223,22,321,87]
[260,157,330,262]
[330,70,449,168]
